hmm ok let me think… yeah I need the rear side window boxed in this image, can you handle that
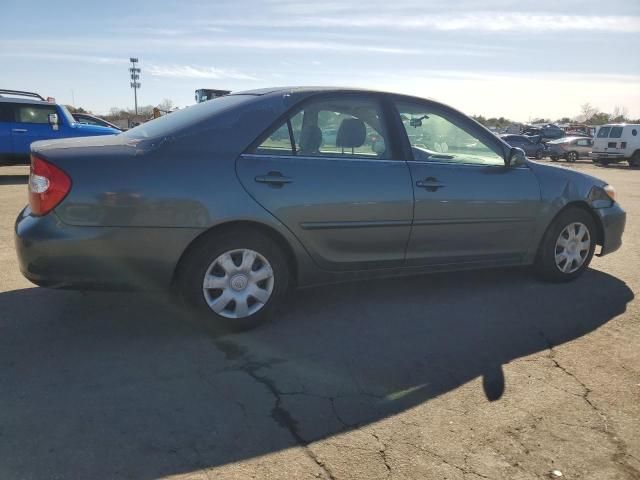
[609,127,623,138]
[254,96,390,159]
[15,104,56,124]
[597,127,611,138]
[0,104,14,122]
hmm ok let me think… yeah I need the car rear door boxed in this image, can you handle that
[236,94,413,271]
[575,138,592,157]
[0,103,14,158]
[10,103,62,156]
[392,98,541,266]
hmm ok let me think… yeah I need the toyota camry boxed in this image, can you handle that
[15,87,626,329]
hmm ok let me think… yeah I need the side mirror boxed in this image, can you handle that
[508,147,527,167]
[48,113,58,125]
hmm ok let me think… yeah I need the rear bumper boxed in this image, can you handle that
[595,203,626,256]
[14,207,202,290]
[592,152,625,161]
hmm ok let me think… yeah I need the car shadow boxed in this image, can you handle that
[0,268,633,479]
[0,174,28,185]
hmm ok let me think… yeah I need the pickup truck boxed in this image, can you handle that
[0,90,119,165]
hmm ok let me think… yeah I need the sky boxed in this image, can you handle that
[1,0,639,121]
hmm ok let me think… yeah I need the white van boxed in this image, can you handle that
[591,124,640,167]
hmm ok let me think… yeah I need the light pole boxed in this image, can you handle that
[129,57,141,116]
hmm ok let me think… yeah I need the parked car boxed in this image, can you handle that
[547,136,594,162]
[0,89,119,165]
[15,87,625,330]
[522,124,565,142]
[591,124,640,167]
[72,113,123,131]
[500,134,546,159]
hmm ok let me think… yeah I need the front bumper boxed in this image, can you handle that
[595,203,626,256]
[14,207,201,290]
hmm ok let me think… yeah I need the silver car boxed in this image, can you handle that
[547,136,594,162]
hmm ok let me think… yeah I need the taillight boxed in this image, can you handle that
[29,154,71,216]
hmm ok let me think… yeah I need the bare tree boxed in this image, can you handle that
[611,105,628,122]
[158,98,174,112]
[580,103,597,122]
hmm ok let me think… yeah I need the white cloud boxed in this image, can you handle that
[0,51,128,64]
[202,13,640,33]
[147,64,258,80]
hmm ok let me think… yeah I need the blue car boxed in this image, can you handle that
[0,89,119,165]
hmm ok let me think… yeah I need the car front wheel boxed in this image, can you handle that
[534,207,596,282]
[177,229,290,331]
[535,149,544,160]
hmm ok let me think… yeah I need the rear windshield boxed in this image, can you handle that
[597,127,611,138]
[122,94,255,139]
[609,126,623,138]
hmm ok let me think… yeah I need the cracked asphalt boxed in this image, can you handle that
[0,162,639,480]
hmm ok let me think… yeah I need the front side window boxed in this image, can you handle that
[597,127,611,138]
[396,101,504,166]
[254,96,389,159]
[609,127,623,138]
[15,105,57,124]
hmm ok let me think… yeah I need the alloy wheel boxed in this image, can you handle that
[202,249,274,319]
[554,222,591,274]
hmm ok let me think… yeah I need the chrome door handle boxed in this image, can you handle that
[11,128,27,133]
[255,171,293,187]
[416,177,445,190]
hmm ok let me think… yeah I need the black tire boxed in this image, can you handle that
[550,156,559,162]
[629,152,640,169]
[534,207,597,283]
[535,149,544,160]
[176,228,290,331]
[567,151,578,163]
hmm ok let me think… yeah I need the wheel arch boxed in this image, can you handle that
[172,220,299,287]
[540,201,604,252]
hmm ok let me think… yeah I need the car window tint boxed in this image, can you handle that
[0,104,14,122]
[254,97,389,159]
[15,105,56,124]
[396,101,504,166]
[597,127,611,138]
[254,117,296,155]
[609,127,623,138]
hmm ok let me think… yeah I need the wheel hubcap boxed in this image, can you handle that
[202,249,274,319]
[554,222,590,274]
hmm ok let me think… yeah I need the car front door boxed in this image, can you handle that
[10,103,62,156]
[237,94,414,271]
[393,99,541,266]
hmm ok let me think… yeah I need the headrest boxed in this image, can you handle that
[336,118,366,148]
[299,125,322,154]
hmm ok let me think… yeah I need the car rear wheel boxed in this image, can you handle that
[535,149,544,160]
[177,229,290,331]
[567,151,578,163]
[534,207,596,282]
[629,152,640,169]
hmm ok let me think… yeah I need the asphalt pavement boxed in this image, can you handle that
[0,162,638,480]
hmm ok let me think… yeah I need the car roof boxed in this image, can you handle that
[232,86,439,103]
[0,96,54,106]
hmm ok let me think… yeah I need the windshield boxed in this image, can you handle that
[122,94,255,140]
[597,127,611,138]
